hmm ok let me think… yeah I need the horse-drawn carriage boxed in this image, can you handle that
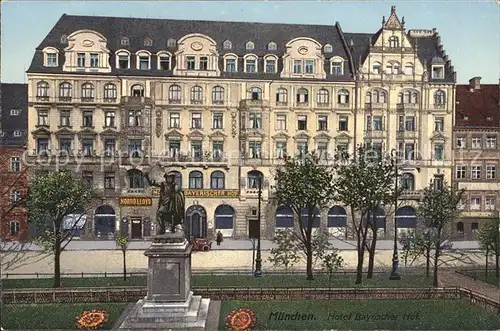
[190,237,213,252]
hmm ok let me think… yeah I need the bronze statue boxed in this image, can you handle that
[144,172,185,235]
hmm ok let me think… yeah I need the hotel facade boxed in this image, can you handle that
[25,6,456,240]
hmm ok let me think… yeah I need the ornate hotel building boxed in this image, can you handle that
[25,6,456,240]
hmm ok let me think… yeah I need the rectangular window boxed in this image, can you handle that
[77,53,86,67]
[168,141,180,157]
[225,59,236,72]
[187,56,196,70]
[104,139,116,156]
[434,143,444,160]
[317,115,328,131]
[338,116,348,131]
[297,141,308,156]
[60,110,71,127]
[128,110,141,127]
[276,141,287,158]
[434,117,444,132]
[82,171,93,187]
[82,111,93,127]
[169,113,180,128]
[276,115,286,130]
[297,115,307,131]
[373,116,383,130]
[37,138,49,155]
[331,61,342,75]
[486,165,496,179]
[486,197,496,210]
[472,137,482,149]
[191,113,202,129]
[432,66,444,79]
[265,59,276,73]
[471,165,482,179]
[90,53,99,67]
[486,136,497,149]
[37,110,48,126]
[159,56,170,70]
[191,141,202,160]
[199,56,208,70]
[405,117,415,131]
[456,137,467,149]
[470,197,481,210]
[82,139,93,156]
[248,141,262,159]
[249,113,262,129]
[213,113,223,129]
[104,172,115,189]
[317,141,328,158]
[404,143,415,160]
[455,165,466,179]
[212,141,224,159]
[305,60,314,73]
[10,157,20,172]
[46,53,57,67]
[10,221,20,236]
[59,138,72,153]
[104,111,115,127]
[293,60,302,74]
[118,55,129,69]
[128,139,142,158]
[246,59,256,73]
[139,56,149,70]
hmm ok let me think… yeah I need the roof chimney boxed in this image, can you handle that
[469,77,481,91]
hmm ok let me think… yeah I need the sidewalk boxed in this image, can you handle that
[439,270,500,303]
[1,238,481,251]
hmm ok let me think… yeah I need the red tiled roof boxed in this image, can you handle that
[455,84,499,128]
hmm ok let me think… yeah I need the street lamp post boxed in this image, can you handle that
[390,149,401,280]
[254,176,263,277]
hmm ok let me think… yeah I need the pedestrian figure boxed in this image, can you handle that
[216,231,224,246]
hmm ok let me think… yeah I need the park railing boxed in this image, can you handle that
[2,286,499,314]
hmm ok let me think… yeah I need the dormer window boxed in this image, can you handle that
[144,38,153,47]
[10,109,20,116]
[293,60,314,74]
[77,53,86,67]
[131,84,145,97]
[117,51,130,69]
[324,44,333,53]
[167,38,177,48]
[245,41,255,51]
[330,57,344,75]
[120,37,130,46]
[388,36,399,48]
[90,53,99,68]
[186,56,196,70]
[245,56,257,73]
[267,42,277,51]
[224,55,237,72]
[199,56,208,70]
[158,53,171,70]
[264,56,277,73]
[432,65,444,79]
[136,52,151,70]
[44,49,58,67]
[223,40,232,50]
[60,35,68,44]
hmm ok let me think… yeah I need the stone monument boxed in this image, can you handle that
[117,172,211,330]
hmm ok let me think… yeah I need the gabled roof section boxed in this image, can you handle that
[383,6,404,30]
[455,80,500,129]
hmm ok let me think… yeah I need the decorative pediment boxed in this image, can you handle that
[293,132,310,140]
[208,130,227,140]
[244,129,264,138]
[54,127,75,136]
[77,128,97,137]
[164,129,184,139]
[334,132,352,141]
[384,6,403,30]
[272,132,290,140]
[31,127,51,136]
[314,132,332,141]
[99,128,119,136]
[430,132,447,141]
[187,129,205,139]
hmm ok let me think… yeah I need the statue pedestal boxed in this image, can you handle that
[117,233,211,330]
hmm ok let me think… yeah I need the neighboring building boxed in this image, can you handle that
[25,6,456,240]
[453,77,500,240]
[0,83,29,240]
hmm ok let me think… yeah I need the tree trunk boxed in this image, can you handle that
[306,243,313,280]
[54,233,62,288]
[356,234,365,284]
[425,248,431,277]
[367,230,377,279]
[122,250,127,281]
[485,248,489,277]
[495,252,499,278]
[433,245,440,287]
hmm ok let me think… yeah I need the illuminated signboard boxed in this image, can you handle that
[119,197,153,206]
[151,188,239,198]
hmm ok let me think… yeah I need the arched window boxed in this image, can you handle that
[296,88,309,104]
[211,171,225,189]
[247,170,263,189]
[372,62,382,74]
[248,87,262,100]
[190,86,203,103]
[267,42,277,51]
[392,61,401,74]
[131,84,144,97]
[370,89,386,103]
[143,38,153,47]
[94,205,115,235]
[276,88,288,104]
[37,81,49,97]
[328,206,347,227]
[223,40,232,50]
[104,83,117,99]
[337,89,349,104]
[214,204,235,230]
[395,206,417,228]
[81,83,94,99]
[365,92,372,103]
[401,173,415,190]
[300,207,321,228]
[167,38,177,48]
[168,171,182,187]
[399,90,419,104]
[317,88,329,104]
[189,171,203,189]
[434,90,446,105]
[245,41,255,51]
[168,84,181,103]
[324,44,333,53]
[212,86,225,104]
[59,82,72,98]
[127,169,144,189]
[120,37,129,46]
[389,36,399,48]
[275,205,294,228]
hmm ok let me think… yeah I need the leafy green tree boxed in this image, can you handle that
[321,250,344,280]
[334,146,397,283]
[273,152,336,280]
[478,217,500,278]
[402,230,434,277]
[268,229,301,272]
[115,235,130,281]
[28,171,93,287]
[417,178,465,287]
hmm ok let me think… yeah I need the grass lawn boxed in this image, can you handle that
[220,299,500,330]
[2,303,128,330]
[460,269,499,287]
[2,273,433,289]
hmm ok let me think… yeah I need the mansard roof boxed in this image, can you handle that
[0,83,28,147]
[455,81,500,129]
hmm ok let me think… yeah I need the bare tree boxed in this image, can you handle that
[478,216,500,278]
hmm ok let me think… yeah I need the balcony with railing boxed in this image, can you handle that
[363,130,386,139]
[365,103,387,111]
[396,130,417,139]
[396,103,419,111]
[239,99,270,110]
[158,153,230,168]
[120,96,153,106]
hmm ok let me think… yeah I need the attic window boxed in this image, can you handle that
[324,44,333,53]
[246,41,255,51]
[120,37,130,46]
[10,109,21,116]
[432,65,444,79]
[167,38,177,48]
[486,116,492,121]
[463,115,469,120]
[60,35,68,44]
[223,40,232,50]
[144,38,153,47]
[267,42,277,51]
[13,130,22,137]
